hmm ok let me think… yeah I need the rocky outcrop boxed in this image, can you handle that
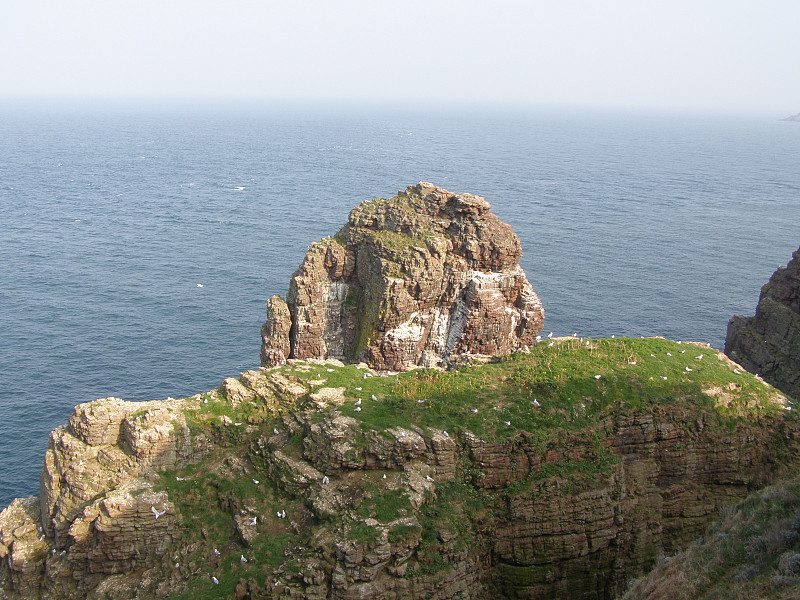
[7,338,798,600]
[725,246,800,399]
[260,183,544,371]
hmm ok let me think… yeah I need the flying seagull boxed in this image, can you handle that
[151,506,167,520]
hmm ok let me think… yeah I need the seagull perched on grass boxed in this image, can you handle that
[548,342,554,347]
[273,428,280,434]
[696,354,703,360]
[354,406,361,412]
[661,376,668,380]
[212,576,219,585]
[151,506,167,520]
[594,375,601,379]
[355,398,361,405]
[214,548,220,556]
[425,475,435,482]
[504,421,511,426]
[471,408,478,413]
[667,352,672,356]
[533,399,540,407]
[249,516,257,526]
[443,430,449,437]
[371,394,377,401]
[240,555,248,563]
[252,478,259,485]
[685,366,693,372]
[322,475,329,485]
[548,332,553,338]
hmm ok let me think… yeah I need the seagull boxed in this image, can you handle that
[471,408,478,413]
[317,374,321,378]
[175,562,179,568]
[234,422,242,426]
[354,406,361,412]
[661,376,668,381]
[371,394,377,401]
[680,350,686,354]
[650,354,656,358]
[280,510,286,519]
[214,548,220,556]
[734,369,740,374]
[696,354,703,360]
[667,352,672,356]
[629,361,637,365]
[536,335,542,341]
[363,373,368,379]
[594,375,601,379]
[573,333,578,337]
[212,576,219,585]
[548,342,554,347]
[425,475,435,482]
[240,555,248,563]
[585,341,590,346]
[326,368,335,372]
[382,474,387,479]
[196,284,204,288]
[355,387,362,391]
[322,475,329,485]
[175,477,184,481]
[611,334,616,338]
[548,332,553,338]
[443,430,449,437]
[249,516,257,526]
[273,428,280,434]
[252,479,259,485]
[355,398,361,405]
[533,399,540,407]
[151,506,167,520]
[504,421,511,426]
[685,367,693,372]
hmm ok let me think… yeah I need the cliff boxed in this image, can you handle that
[725,246,800,400]
[1,337,798,600]
[260,183,544,371]
[621,475,800,599]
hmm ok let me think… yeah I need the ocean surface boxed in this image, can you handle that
[1,101,798,507]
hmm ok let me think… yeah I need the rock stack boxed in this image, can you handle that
[725,246,800,399]
[261,183,545,371]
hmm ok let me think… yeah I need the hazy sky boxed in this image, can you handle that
[1,0,797,112]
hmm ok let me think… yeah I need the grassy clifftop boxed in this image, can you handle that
[153,336,797,599]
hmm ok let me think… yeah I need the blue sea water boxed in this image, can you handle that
[1,101,798,507]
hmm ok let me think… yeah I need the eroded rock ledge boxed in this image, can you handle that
[725,246,800,399]
[260,183,545,371]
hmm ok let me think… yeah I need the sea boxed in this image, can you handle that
[1,100,798,508]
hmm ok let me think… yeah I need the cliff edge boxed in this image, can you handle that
[260,183,544,371]
[725,246,800,400]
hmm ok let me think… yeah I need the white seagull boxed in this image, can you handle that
[212,576,219,585]
[425,475,435,482]
[252,478,259,485]
[151,506,167,520]
[355,398,361,405]
[273,428,280,434]
[322,475,329,485]
[371,394,377,401]
[354,406,361,412]
[240,554,248,563]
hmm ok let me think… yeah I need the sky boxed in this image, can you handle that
[1,0,798,113]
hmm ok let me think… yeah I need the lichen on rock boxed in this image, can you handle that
[260,183,545,371]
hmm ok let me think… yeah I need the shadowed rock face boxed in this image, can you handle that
[725,246,800,399]
[260,183,545,371]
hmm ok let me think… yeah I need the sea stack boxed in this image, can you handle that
[260,183,545,370]
[725,245,800,399]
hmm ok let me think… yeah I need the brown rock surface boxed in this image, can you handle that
[725,246,800,399]
[260,183,545,370]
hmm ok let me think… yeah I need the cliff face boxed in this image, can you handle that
[260,183,544,371]
[2,338,798,600]
[725,246,800,399]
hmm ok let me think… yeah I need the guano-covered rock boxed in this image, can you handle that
[260,183,545,370]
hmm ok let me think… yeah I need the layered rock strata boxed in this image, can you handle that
[260,183,545,370]
[725,246,800,399]
[2,344,799,600]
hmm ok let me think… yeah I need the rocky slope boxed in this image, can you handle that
[260,183,544,371]
[725,246,800,400]
[621,475,800,599]
[1,337,798,600]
